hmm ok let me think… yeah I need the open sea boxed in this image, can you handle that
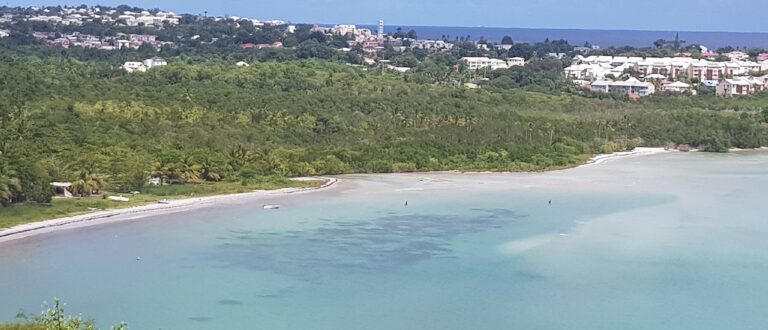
[358,25,768,49]
[2,152,768,329]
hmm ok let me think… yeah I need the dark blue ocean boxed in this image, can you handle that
[358,25,768,49]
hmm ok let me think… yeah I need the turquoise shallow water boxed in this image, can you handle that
[1,152,768,329]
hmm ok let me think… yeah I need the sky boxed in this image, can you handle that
[7,0,768,32]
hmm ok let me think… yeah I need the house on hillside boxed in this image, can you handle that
[122,61,145,73]
[662,81,693,93]
[726,51,749,61]
[716,78,766,96]
[590,77,655,97]
[701,80,719,90]
[688,61,728,81]
[461,57,509,70]
[123,57,167,72]
[143,57,167,69]
[506,57,525,67]
[701,51,717,60]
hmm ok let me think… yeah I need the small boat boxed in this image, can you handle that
[157,199,171,204]
[108,195,130,202]
[263,204,281,210]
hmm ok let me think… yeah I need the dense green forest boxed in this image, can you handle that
[1,55,768,210]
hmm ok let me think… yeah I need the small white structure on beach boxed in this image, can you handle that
[109,195,130,202]
[50,182,73,198]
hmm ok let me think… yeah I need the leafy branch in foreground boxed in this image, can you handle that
[3,299,126,330]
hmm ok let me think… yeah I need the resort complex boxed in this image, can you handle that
[566,54,768,97]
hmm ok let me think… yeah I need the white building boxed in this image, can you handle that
[411,40,453,51]
[662,81,692,93]
[506,57,525,67]
[143,57,167,69]
[117,15,137,26]
[572,55,765,84]
[461,57,509,70]
[332,24,357,36]
[726,51,749,61]
[716,77,767,96]
[564,63,612,80]
[590,77,655,97]
[386,65,411,73]
[123,58,168,72]
[122,61,145,73]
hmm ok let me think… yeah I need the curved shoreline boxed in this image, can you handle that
[2,146,762,244]
[0,149,674,244]
[581,146,768,168]
[581,147,672,167]
[0,177,338,244]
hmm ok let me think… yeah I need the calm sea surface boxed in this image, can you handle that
[358,25,768,48]
[1,152,768,329]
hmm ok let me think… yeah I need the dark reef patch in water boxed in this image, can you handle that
[213,209,527,279]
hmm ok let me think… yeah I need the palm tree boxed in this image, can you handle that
[198,157,222,182]
[151,160,177,185]
[0,175,21,207]
[226,144,251,172]
[178,154,202,183]
[70,171,107,197]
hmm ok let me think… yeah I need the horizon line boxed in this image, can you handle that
[5,4,767,35]
[308,22,768,35]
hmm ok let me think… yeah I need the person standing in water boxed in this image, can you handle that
[405,200,408,206]
[548,200,552,206]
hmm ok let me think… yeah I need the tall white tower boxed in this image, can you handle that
[377,19,384,39]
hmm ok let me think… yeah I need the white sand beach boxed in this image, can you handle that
[0,177,338,243]
[4,146,759,244]
[581,147,672,167]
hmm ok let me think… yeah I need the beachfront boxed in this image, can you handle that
[0,178,338,243]
[2,151,768,329]
[0,148,677,243]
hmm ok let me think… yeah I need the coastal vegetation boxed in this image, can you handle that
[0,178,320,228]
[1,55,768,225]
[0,299,126,330]
[1,5,768,226]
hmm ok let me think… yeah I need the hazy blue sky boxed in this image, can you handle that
[8,0,768,32]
